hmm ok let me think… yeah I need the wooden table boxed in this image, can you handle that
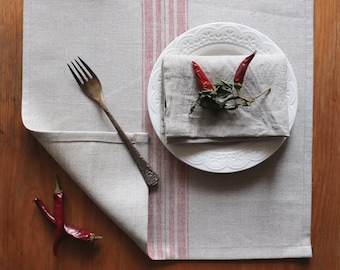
[1,0,339,269]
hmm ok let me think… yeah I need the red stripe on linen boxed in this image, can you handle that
[176,159,188,259]
[174,0,188,259]
[142,0,156,259]
[142,0,188,260]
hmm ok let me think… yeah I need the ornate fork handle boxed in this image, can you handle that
[101,104,159,187]
[68,57,159,187]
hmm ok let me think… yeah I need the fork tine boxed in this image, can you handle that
[67,63,83,86]
[73,59,91,82]
[77,57,97,78]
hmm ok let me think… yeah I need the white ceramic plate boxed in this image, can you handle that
[147,22,298,173]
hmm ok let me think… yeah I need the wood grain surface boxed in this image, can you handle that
[1,0,339,269]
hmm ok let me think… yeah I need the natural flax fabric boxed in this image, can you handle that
[23,0,313,260]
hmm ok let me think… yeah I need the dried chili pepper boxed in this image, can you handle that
[190,61,217,113]
[192,61,214,90]
[233,50,256,89]
[53,177,64,256]
[33,198,103,242]
[64,224,103,242]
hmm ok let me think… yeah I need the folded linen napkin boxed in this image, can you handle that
[162,54,289,143]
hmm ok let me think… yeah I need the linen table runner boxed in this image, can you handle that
[23,0,313,260]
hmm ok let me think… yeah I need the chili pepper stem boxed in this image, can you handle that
[252,86,271,100]
[90,234,104,241]
[234,83,242,90]
[246,86,271,103]
[235,87,254,103]
[236,86,271,104]
[54,175,63,194]
[53,175,64,256]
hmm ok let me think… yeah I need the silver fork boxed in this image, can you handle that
[67,57,159,187]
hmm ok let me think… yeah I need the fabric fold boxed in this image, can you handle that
[27,129,150,253]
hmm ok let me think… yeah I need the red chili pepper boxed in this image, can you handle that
[234,51,257,89]
[53,177,64,256]
[192,61,214,90]
[33,198,103,242]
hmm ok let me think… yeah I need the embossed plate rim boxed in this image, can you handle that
[147,22,298,173]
